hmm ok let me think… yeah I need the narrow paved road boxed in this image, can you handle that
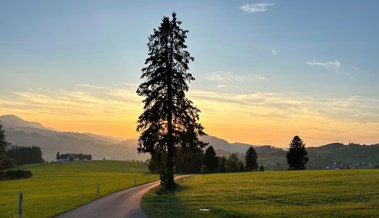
[57,176,189,218]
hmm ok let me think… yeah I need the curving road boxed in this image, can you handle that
[57,176,189,218]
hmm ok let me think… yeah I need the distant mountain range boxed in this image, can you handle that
[0,115,148,161]
[1,115,378,169]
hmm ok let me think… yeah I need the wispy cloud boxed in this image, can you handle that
[75,84,108,89]
[1,85,142,121]
[272,48,278,56]
[305,60,341,68]
[206,72,268,82]
[305,60,358,80]
[240,3,275,14]
[188,90,379,124]
[216,84,228,88]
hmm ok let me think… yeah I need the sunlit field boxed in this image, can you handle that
[0,160,154,218]
[143,170,379,218]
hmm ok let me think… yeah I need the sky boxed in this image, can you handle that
[1,0,379,147]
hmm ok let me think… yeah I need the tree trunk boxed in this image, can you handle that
[165,52,175,192]
[165,139,175,192]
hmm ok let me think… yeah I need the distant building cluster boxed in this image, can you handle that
[57,152,92,162]
[325,161,375,170]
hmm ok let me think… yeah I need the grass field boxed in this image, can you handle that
[143,170,379,218]
[0,160,154,218]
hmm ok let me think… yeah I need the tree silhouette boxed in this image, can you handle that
[226,153,244,172]
[203,146,218,173]
[245,146,258,171]
[259,165,265,171]
[137,12,206,192]
[286,135,309,170]
[0,122,10,173]
[218,156,226,173]
[174,147,204,174]
[200,164,209,174]
[6,146,44,165]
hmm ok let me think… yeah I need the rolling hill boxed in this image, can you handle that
[307,142,379,169]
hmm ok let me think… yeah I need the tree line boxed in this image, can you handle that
[0,123,34,179]
[0,122,10,172]
[147,145,264,174]
[1,123,44,170]
[146,134,309,174]
[0,122,8,173]
[6,146,44,166]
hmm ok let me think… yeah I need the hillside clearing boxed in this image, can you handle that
[142,170,379,218]
[0,160,155,218]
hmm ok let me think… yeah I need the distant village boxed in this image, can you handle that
[56,152,92,162]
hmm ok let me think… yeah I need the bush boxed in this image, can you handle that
[259,165,265,171]
[3,158,17,169]
[2,169,32,180]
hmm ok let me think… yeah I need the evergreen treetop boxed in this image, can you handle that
[203,145,218,173]
[286,135,309,170]
[245,146,258,171]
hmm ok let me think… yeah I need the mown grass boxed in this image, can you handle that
[143,170,379,218]
[0,160,155,218]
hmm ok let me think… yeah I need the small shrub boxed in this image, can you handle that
[259,165,265,171]
[2,169,32,180]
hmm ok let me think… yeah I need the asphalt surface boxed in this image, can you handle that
[57,176,189,218]
[57,180,160,218]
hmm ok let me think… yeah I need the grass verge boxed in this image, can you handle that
[142,170,379,218]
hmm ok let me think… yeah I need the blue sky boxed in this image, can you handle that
[1,1,379,146]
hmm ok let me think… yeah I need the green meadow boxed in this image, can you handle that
[143,170,379,218]
[0,160,154,218]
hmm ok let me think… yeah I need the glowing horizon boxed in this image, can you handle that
[1,83,378,147]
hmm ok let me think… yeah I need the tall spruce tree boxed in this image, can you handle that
[0,123,8,172]
[203,146,218,173]
[286,135,309,170]
[245,146,258,171]
[137,12,206,192]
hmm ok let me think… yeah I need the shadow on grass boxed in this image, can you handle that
[142,184,193,218]
[142,183,250,218]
